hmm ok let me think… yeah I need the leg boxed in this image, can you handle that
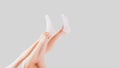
[33,32,50,68]
[23,14,71,68]
[22,14,54,68]
[36,26,69,68]
[29,32,50,60]
[23,32,50,68]
[6,40,39,68]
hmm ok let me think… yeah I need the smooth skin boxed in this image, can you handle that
[6,14,70,68]
[7,26,65,68]
[23,27,65,68]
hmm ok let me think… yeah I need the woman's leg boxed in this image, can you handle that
[6,15,53,68]
[23,32,50,68]
[8,14,70,68]
[28,32,50,60]
[22,15,54,68]
[21,29,65,68]
[6,40,39,68]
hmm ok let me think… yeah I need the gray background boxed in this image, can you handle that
[0,0,120,68]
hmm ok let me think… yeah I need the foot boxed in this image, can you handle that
[45,15,56,36]
[61,14,71,34]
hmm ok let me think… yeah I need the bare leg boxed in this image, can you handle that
[23,32,50,68]
[6,40,39,68]
[7,14,71,68]
[18,29,64,68]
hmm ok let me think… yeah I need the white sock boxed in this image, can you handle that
[45,14,55,36]
[61,14,71,33]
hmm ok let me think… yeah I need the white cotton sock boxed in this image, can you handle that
[61,14,71,33]
[45,14,55,36]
